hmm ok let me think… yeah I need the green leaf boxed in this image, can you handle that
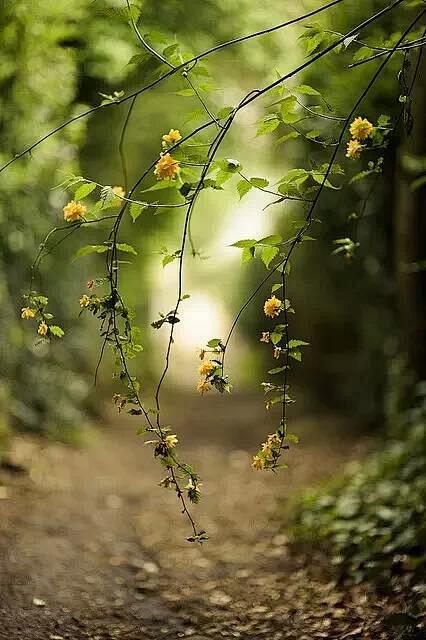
[268,367,285,375]
[250,177,269,188]
[256,114,280,136]
[258,234,282,246]
[129,202,147,222]
[293,84,321,96]
[49,325,64,338]
[276,131,300,145]
[74,182,97,200]
[207,338,221,348]
[231,239,257,248]
[270,332,283,346]
[242,246,255,263]
[289,339,309,348]
[141,181,176,193]
[74,244,109,259]
[237,179,253,200]
[261,246,279,268]
[162,254,176,267]
[117,243,137,255]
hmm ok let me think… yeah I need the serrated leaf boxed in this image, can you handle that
[74,244,109,259]
[241,246,255,263]
[49,325,64,338]
[231,239,257,248]
[117,243,137,255]
[276,131,300,145]
[261,246,279,268]
[250,177,269,188]
[289,339,309,348]
[258,234,282,246]
[237,180,252,200]
[293,84,321,96]
[256,114,280,136]
[74,182,96,200]
[141,181,176,193]
[129,202,147,222]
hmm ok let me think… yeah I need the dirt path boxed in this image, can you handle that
[0,395,408,639]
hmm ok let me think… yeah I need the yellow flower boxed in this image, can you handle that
[199,360,215,377]
[349,117,374,141]
[21,307,35,320]
[162,129,182,147]
[165,434,178,449]
[154,153,180,181]
[264,295,282,318]
[260,332,270,343]
[37,322,48,336]
[197,379,212,395]
[268,433,281,447]
[79,295,90,308]
[261,441,273,456]
[252,455,266,470]
[63,200,86,222]
[346,139,363,160]
[112,186,125,203]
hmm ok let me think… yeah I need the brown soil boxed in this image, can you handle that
[0,395,411,639]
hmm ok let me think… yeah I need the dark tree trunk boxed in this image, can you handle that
[395,52,426,381]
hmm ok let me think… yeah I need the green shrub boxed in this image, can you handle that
[291,388,426,587]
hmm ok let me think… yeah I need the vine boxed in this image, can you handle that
[5,0,426,541]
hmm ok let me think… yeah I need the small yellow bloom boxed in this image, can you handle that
[199,360,215,377]
[197,379,212,395]
[264,295,282,318]
[112,186,125,198]
[21,307,35,320]
[346,139,363,160]
[37,322,48,336]
[162,129,182,147]
[349,117,374,141]
[252,455,266,470]
[260,332,270,343]
[79,295,90,308]
[268,433,281,447]
[261,442,273,456]
[63,200,86,222]
[165,434,178,449]
[154,153,180,181]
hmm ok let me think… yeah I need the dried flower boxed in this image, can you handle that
[199,360,215,377]
[264,295,282,318]
[162,129,182,147]
[63,200,86,222]
[349,117,374,140]
[197,379,212,395]
[260,332,270,343]
[37,322,48,336]
[154,153,180,180]
[346,139,363,160]
[79,295,90,308]
[21,307,35,320]
[273,347,282,359]
[87,279,95,290]
[165,434,178,449]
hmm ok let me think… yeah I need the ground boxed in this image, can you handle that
[0,394,413,639]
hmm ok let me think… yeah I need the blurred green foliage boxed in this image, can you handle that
[290,383,426,588]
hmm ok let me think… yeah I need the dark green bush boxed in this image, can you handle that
[291,386,426,587]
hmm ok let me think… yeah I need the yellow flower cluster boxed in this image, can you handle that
[264,295,282,318]
[21,307,35,320]
[252,433,281,470]
[63,200,86,222]
[154,153,180,180]
[162,129,182,147]
[197,357,216,394]
[346,117,374,160]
